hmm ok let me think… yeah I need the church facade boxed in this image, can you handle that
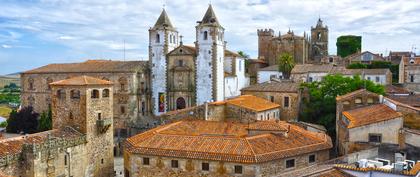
[257,18,329,65]
[149,5,249,115]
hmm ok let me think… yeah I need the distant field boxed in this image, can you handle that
[0,106,12,118]
[404,114,420,130]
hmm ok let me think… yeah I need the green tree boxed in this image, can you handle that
[347,63,368,69]
[6,107,39,134]
[277,53,295,79]
[300,74,384,140]
[38,107,52,132]
[346,61,399,83]
[238,51,251,74]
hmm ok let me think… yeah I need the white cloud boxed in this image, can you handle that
[1,44,11,49]
[0,0,420,60]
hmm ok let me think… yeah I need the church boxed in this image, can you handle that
[149,5,249,115]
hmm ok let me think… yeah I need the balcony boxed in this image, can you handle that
[97,119,112,133]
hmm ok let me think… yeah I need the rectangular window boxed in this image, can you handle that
[284,96,290,108]
[270,96,274,102]
[121,106,126,114]
[410,75,414,82]
[309,154,316,163]
[286,159,295,168]
[171,160,178,168]
[375,76,380,82]
[369,134,382,143]
[234,165,243,174]
[64,155,67,165]
[143,157,150,165]
[202,162,209,171]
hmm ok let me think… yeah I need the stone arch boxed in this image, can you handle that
[176,97,186,110]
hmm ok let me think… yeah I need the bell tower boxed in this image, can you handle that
[149,8,178,115]
[195,5,225,105]
[311,18,329,61]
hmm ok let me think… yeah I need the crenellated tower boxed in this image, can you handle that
[257,28,274,63]
[195,5,225,105]
[149,9,179,115]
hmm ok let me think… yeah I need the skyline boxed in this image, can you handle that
[1,0,420,75]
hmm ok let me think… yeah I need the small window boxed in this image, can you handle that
[308,77,313,82]
[28,78,34,90]
[234,165,243,174]
[286,159,295,168]
[101,159,104,164]
[120,106,126,114]
[98,113,101,120]
[103,89,110,98]
[375,76,380,82]
[143,157,150,165]
[171,160,178,168]
[343,101,350,105]
[70,90,80,99]
[69,112,73,119]
[355,98,362,104]
[202,162,209,171]
[309,154,316,163]
[284,96,290,108]
[410,75,414,82]
[369,134,382,143]
[178,60,184,67]
[209,74,211,78]
[203,31,208,40]
[57,89,66,99]
[64,155,67,165]
[329,57,333,63]
[270,96,274,102]
[156,34,160,43]
[91,89,99,98]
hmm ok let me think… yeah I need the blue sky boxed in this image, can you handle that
[1,0,420,75]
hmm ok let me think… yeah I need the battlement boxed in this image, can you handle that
[257,29,275,36]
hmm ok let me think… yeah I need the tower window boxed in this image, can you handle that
[91,89,100,98]
[209,74,211,78]
[64,155,67,165]
[57,89,66,99]
[317,32,321,40]
[103,89,110,98]
[169,34,172,43]
[203,31,208,40]
[284,96,290,108]
[171,160,178,168]
[156,34,160,43]
[70,90,80,99]
[178,60,184,67]
[410,75,414,82]
[120,106,126,114]
[28,78,34,90]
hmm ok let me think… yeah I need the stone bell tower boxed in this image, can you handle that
[195,4,225,105]
[311,18,329,62]
[149,8,179,115]
[50,76,114,177]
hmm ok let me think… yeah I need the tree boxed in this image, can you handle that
[38,107,52,132]
[300,74,384,141]
[346,61,399,83]
[347,63,368,69]
[336,35,362,58]
[277,53,295,79]
[6,106,39,134]
[238,51,251,73]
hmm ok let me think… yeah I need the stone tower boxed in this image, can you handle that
[311,18,329,61]
[150,9,179,115]
[257,29,274,63]
[195,5,225,105]
[50,76,114,177]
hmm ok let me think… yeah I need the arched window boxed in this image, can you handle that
[203,31,208,40]
[156,34,160,43]
[70,90,80,99]
[69,112,73,119]
[91,89,99,99]
[169,34,172,43]
[173,35,176,44]
[317,32,321,40]
[46,78,53,90]
[103,89,110,98]
[57,89,66,99]
[28,78,34,90]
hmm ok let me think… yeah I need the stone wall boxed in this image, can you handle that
[125,150,329,177]
[348,117,403,144]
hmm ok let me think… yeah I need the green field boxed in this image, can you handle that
[0,106,12,118]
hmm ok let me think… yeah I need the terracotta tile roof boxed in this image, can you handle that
[344,51,385,61]
[343,68,390,75]
[385,85,411,95]
[402,56,420,65]
[49,76,113,86]
[23,60,147,74]
[225,95,280,112]
[291,64,334,74]
[125,120,332,163]
[342,104,402,128]
[386,95,420,108]
[409,162,420,176]
[241,80,300,93]
[0,127,83,158]
[336,89,375,101]
[314,168,355,177]
[259,65,279,71]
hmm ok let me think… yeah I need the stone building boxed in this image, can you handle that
[388,51,414,65]
[223,95,280,122]
[150,5,249,116]
[256,65,283,83]
[344,51,386,65]
[337,104,403,155]
[124,120,332,177]
[257,18,328,65]
[241,80,301,121]
[20,60,150,134]
[399,55,420,93]
[0,76,114,177]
